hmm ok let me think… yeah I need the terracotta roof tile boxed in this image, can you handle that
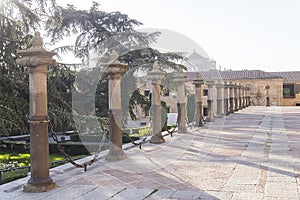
[270,71,300,82]
[185,70,283,81]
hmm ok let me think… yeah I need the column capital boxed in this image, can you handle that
[173,69,188,84]
[224,81,229,88]
[238,83,242,89]
[103,50,127,79]
[216,81,224,89]
[193,79,204,87]
[206,80,215,88]
[16,32,57,67]
[147,61,165,83]
[192,72,204,87]
[234,82,238,88]
[228,81,234,88]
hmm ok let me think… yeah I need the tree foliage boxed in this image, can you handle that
[0,0,61,135]
[45,2,158,61]
[0,0,188,136]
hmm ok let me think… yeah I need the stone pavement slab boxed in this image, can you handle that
[1,106,300,199]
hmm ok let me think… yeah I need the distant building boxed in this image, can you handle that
[135,69,300,122]
[185,50,217,71]
[134,51,300,121]
[271,71,300,106]
[186,70,300,107]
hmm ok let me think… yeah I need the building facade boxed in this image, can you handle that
[272,72,300,106]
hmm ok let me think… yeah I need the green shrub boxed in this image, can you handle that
[1,168,29,184]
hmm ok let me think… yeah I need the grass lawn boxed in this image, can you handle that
[0,149,87,184]
[0,149,67,167]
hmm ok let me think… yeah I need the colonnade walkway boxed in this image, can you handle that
[1,106,300,199]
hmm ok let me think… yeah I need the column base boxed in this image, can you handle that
[150,134,165,144]
[207,117,215,122]
[195,119,206,127]
[216,114,223,118]
[177,127,187,133]
[105,149,126,161]
[24,179,56,193]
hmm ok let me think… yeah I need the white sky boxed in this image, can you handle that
[58,0,300,72]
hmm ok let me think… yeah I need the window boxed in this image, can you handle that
[164,88,170,96]
[144,90,150,96]
[203,89,208,96]
[283,84,295,98]
[160,86,170,96]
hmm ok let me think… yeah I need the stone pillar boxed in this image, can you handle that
[216,80,223,118]
[104,51,127,161]
[224,81,229,115]
[147,61,165,144]
[16,32,56,192]
[238,83,242,110]
[242,85,246,108]
[245,85,250,107]
[206,80,215,122]
[193,75,204,127]
[244,86,248,107]
[234,83,238,111]
[265,85,270,107]
[173,70,187,133]
[229,81,234,113]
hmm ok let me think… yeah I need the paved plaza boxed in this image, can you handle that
[0,106,299,199]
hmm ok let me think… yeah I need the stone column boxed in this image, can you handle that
[238,83,242,110]
[265,85,270,107]
[193,75,204,127]
[229,81,234,113]
[234,83,238,111]
[242,85,246,108]
[173,70,187,133]
[16,32,56,192]
[223,81,229,115]
[216,80,223,118]
[147,61,165,144]
[206,80,215,122]
[245,85,250,107]
[244,86,248,107]
[104,51,127,161]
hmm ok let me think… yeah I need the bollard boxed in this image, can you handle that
[16,32,56,192]
[265,85,270,107]
[147,61,165,144]
[206,80,215,122]
[216,80,224,117]
[104,51,127,160]
[193,74,204,127]
[173,69,188,133]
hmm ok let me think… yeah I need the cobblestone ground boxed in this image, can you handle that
[0,107,299,200]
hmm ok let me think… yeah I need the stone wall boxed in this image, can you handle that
[231,78,284,106]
